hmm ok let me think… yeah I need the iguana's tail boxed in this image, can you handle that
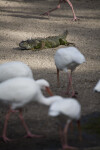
[60,30,68,39]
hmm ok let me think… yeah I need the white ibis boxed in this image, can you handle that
[0,61,53,95]
[54,46,86,97]
[0,77,53,142]
[42,0,78,21]
[94,80,100,92]
[48,97,81,150]
[0,61,33,82]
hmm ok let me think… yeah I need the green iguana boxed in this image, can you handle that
[19,30,74,50]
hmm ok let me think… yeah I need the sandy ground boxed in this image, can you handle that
[0,0,100,149]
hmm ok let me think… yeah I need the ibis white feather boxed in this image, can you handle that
[0,78,38,109]
[48,97,81,149]
[0,77,55,109]
[49,98,81,120]
[0,61,33,82]
[54,46,86,97]
[54,47,85,72]
[94,80,100,92]
[0,77,54,142]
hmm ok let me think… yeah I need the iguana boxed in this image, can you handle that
[19,30,74,50]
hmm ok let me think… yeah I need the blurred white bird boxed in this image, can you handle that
[94,80,100,92]
[48,97,81,150]
[42,0,79,21]
[0,61,33,82]
[0,61,53,95]
[54,46,86,97]
[0,77,53,142]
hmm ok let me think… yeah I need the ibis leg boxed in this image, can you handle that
[62,120,77,149]
[2,109,13,142]
[41,0,63,16]
[65,0,79,21]
[57,68,60,87]
[77,120,82,141]
[19,109,42,138]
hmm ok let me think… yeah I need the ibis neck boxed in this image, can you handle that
[37,91,56,106]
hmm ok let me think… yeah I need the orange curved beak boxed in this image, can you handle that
[45,87,53,96]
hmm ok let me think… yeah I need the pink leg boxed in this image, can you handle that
[77,120,82,141]
[70,121,74,133]
[59,126,65,147]
[41,0,63,16]
[65,73,71,96]
[2,108,42,142]
[57,68,60,87]
[61,71,72,96]
[62,71,77,97]
[2,109,13,142]
[59,125,75,149]
[67,71,78,97]
[65,71,74,97]
[63,121,70,149]
[19,109,42,138]
[2,108,24,142]
[69,72,75,96]
[65,0,79,21]
[62,121,77,150]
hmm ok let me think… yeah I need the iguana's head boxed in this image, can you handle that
[19,39,41,50]
[19,40,32,50]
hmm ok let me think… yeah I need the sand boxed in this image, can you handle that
[0,0,100,149]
